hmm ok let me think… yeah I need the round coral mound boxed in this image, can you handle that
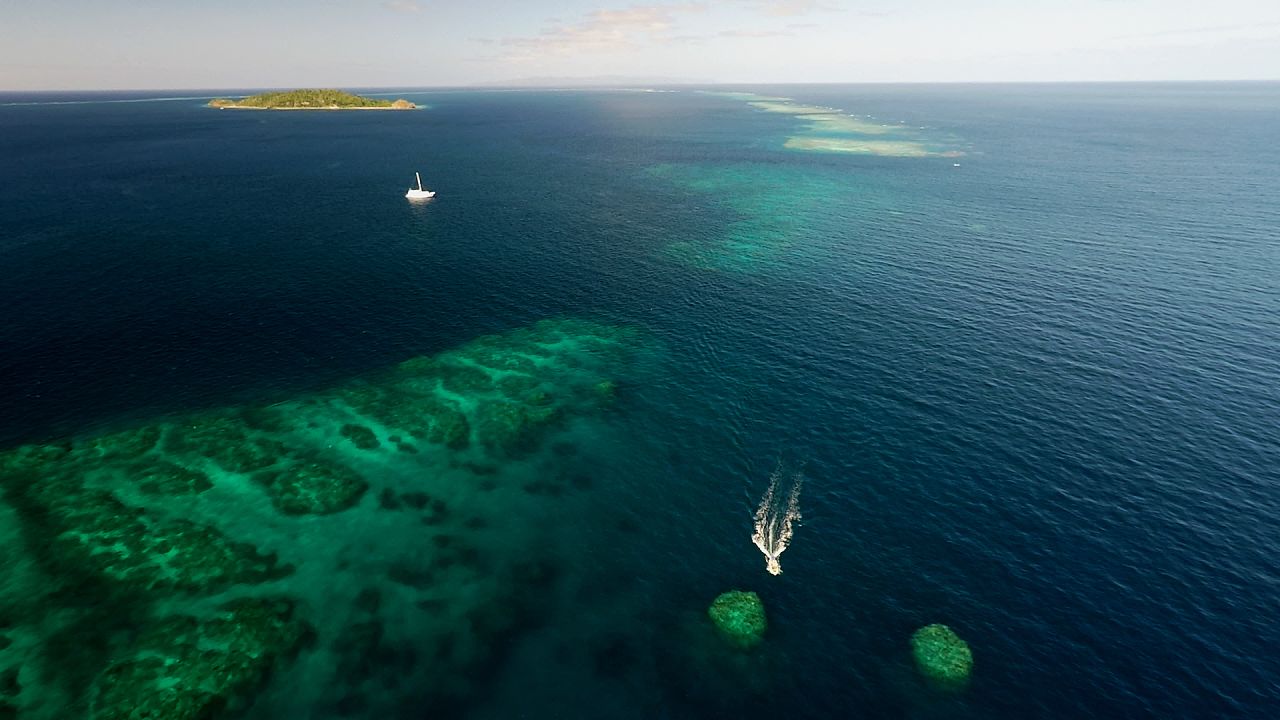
[911,624,973,688]
[708,590,767,650]
[254,459,368,515]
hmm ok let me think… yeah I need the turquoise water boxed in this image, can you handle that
[0,83,1278,719]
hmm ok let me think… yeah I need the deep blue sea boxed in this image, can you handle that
[1,83,1278,719]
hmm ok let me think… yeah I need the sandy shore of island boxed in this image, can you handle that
[213,105,417,111]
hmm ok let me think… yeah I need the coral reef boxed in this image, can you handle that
[784,136,959,157]
[592,380,617,405]
[253,458,368,515]
[332,318,633,457]
[708,590,767,650]
[0,316,652,717]
[91,597,313,720]
[163,413,287,474]
[88,425,162,459]
[127,460,213,496]
[423,402,472,450]
[50,490,290,591]
[334,383,472,450]
[648,162,842,272]
[727,93,964,158]
[0,667,18,712]
[434,361,495,397]
[339,423,380,450]
[474,401,562,458]
[911,623,973,689]
[1,448,290,592]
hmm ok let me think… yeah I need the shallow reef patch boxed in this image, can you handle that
[646,162,846,272]
[911,623,973,690]
[91,597,313,720]
[708,590,767,651]
[253,458,369,516]
[711,91,965,159]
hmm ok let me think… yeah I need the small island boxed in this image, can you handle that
[208,89,415,110]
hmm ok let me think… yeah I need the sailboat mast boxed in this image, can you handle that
[415,172,422,191]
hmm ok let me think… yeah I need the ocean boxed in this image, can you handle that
[0,82,1277,719]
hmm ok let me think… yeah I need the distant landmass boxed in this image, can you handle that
[208,89,415,110]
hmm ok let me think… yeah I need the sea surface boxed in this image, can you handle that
[0,82,1278,719]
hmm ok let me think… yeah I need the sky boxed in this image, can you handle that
[1,0,1278,90]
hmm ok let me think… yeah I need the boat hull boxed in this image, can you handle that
[405,189,436,199]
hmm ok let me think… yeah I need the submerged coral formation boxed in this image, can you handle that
[911,623,973,688]
[648,162,844,272]
[0,316,652,718]
[128,460,214,496]
[50,501,289,592]
[253,458,369,515]
[651,94,962,272]
[3,448,290,593]
[330,318,635,459]
[474,400,562,457]
[339,423,380,450]
[747,100,893,135]
[338,383,473,450]
[164,413,288,474]
[784,136,955,157]
[92,597,312,720]
[707,91,965,158]
[0,665,18,720]
[708,590,767,650]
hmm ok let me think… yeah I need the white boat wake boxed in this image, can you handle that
[752,461,803,575]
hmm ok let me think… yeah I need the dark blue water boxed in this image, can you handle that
[2,83,1278,719]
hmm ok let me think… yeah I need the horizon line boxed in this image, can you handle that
[3,77,1280,94]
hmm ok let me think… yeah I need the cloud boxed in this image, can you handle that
[497,2,708,57]
[1111,20,1280,41]
[382,0,423,14]
[665,34,712,45]
[745,0,833,17]
[719,28,795,38]
[491,0,841,62]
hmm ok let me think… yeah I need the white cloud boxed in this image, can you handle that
[1110,19,1280,41]
[494,0,840,61]
[744,0,836,17]
[719,28,795,38]
[498,3,708,58]
[382,0,423,14]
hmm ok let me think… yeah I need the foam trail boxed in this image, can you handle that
[752,462,803,575]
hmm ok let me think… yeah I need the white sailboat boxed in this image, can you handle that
[405,172,435,200]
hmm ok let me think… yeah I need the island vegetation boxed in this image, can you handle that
[208,88,415,110]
